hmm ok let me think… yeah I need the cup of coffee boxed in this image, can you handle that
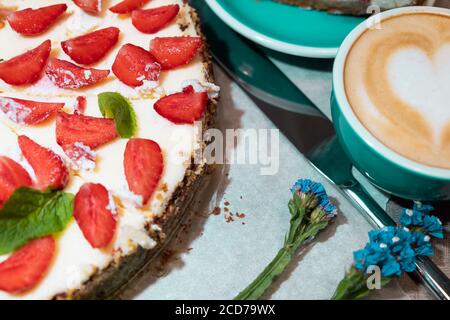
[331,6,450,201]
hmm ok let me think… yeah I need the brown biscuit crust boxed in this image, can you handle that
[273,0,425,15]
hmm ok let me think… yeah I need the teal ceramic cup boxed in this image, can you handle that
[331,6,450,201]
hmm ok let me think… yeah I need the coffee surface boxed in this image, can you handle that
[345,12,450,169]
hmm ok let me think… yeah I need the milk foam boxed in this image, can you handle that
[345,12,450,169]
[388,45,450,143]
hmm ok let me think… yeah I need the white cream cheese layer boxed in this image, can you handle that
[0,0,213,300]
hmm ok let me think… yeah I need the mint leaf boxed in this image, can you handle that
[0,187,74,255]
[98,92,137,138]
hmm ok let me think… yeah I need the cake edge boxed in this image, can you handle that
[273,0,426,15]
[53,6,218,300]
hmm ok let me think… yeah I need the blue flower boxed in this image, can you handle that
[291,179,329,211]
[398,202,443,240]
[381,254,402,277]
[399,208,423,227]
[367,227,411,253]
[291,179,326,199]
[354,244,402,277]
[413,202,434,215]
[411,232,434,256]
[364,242,390,267]
[318,197,337,217]
[398,245,416,273]
[353,226,419,277]
[353,249,367,270]
[354,236,400,276]
[389,228,412,254]
[368,226,395,243]
[291,179,325,195]
[422,215,444,239]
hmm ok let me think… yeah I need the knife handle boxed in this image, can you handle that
[342,183,450,300]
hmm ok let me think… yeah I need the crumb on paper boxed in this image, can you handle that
[225,214,234,223]
[211,207,221,215]
[236,212,246,219]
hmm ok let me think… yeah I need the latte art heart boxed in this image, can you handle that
[388,46,450,144]
[345,12,450,169]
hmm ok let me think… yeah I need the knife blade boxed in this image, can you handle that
[190,0,450,300]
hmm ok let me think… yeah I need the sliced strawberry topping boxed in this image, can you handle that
[109,0,150,14]
[74,96,87,115]
[7,4,67,36]
[74,183,117,248]
[124,138,163,205]
[149,36,202,70]
[45,58,110,89]
[62,143,96,171]
[154,86,207,124]
[62,27,120,65]
[0,40,51,86]
[112,43,161,87]
[18,135,69,191]
[0,236,55,294]
[0,156,32,208]
[73,0,101,14]
[56,112,118,149]
[0,97,64,125]
[132,5,179,34]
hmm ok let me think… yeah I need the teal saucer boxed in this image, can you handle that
[205,0,365,58]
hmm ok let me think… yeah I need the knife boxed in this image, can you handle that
[190,0,450,300]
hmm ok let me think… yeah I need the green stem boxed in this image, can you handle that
[331,266,392,300]
[234,247,293,300]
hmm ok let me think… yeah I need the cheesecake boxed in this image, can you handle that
[274,0,426,15]
[0,0,218,300]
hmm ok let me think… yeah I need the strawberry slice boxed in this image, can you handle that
[74,183,116,248]
[112,43,161,87]
[18,135,69,191]
[0,40,51,86]
[0,156,32,208]
[0,236,55,294]
[74,96,87,115]
[45,58,110,89]
[62,27,120,65]
[149,36,202,70]
[73,0,101,14]
[132,5,179,34]
[154,86,207,124]
[7,4,68,36]
[56,112,118,149]
[124,138,163,205]
[109,0,150,14]
[62,143,96,171]
[0,97,64,125]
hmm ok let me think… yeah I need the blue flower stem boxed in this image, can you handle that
[332,266,391,300]
[234,247,293,300]
[235,180,336,300]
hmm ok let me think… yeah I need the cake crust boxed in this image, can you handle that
[274,0,426,15]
